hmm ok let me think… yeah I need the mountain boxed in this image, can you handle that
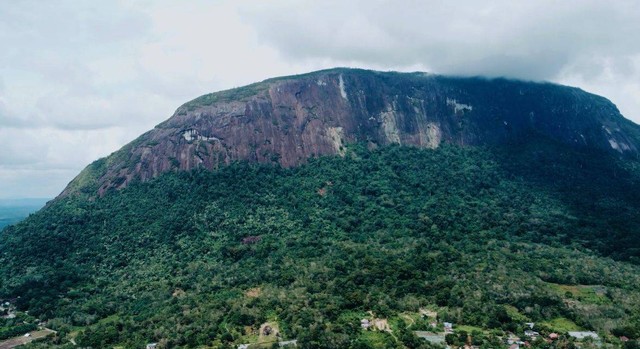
[1,69,640,349]
[61,68,639,197]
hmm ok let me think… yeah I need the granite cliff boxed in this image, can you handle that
[61,68,640,197]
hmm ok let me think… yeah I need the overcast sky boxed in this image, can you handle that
[1,0,640,199]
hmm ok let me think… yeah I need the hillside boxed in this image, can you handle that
[1,69,640,349]
[2,144,640,348]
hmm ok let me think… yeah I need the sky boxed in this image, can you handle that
[1,0,640,199]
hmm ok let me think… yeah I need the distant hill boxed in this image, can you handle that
[1,69,640,349]
[0,198,48,230]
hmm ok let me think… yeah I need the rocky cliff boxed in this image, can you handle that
[61,68,640,197]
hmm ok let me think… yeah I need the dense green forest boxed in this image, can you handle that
[1,141,639,348]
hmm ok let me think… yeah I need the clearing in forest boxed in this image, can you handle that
[0,329,55,349]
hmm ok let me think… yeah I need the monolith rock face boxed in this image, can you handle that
[61,68,640,197]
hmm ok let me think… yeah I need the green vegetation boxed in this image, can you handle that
[0,313,37,340]
[1,142,640,348]
[540,318,582,333]
[547,284,611,305]
[178,81,271,112]
[176,68,357,113]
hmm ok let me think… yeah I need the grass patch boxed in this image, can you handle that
[456,324,488,334]
[541,317,583,333]
[504,305,530,322]
[358,330,396,349]
[397,312,421,328]
[547,283,611,304]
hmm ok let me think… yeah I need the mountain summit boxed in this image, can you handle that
[62,68,639,197]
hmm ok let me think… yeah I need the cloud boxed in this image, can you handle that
[0,126,145,198]
[558,54,640,123]
[0,0,309,198]
[240,0,640,120]
[0,1,152,130]
[242,0,640,78]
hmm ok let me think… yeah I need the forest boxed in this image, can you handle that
[1,140,639,348]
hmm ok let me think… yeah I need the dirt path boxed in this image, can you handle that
[366,311,400,343]
[0,329,55,349]
[401,314,416,328]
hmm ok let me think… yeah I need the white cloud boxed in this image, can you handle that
[557,54,640,122]
[0,127,138,198]
[0,0,639,198]
[242,0,640,80]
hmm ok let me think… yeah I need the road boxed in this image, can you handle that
[0,329,55,349]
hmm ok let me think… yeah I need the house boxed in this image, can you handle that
[549,333,559,340]
[238,345,250,349]
[419,309,438,318]
[509,344,519,349]
[443,322,453,333]
[507,335,521,345]
[620,336,630,342]
[361,319,370,329]
[146,344,158,349]
[524,330,539,338]
[568,331,599,340]
[524,323,535,329]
